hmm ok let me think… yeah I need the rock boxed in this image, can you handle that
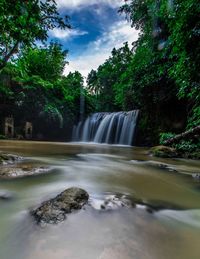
[31,187,89,225]
[192,173,200,180]
[90,193,183,213]
[101,194,133,210]
[0,166,50,178]
[90,193,142,211]
[146,160,178,172]
[0,190,14,200]
[0,153,23,165]
[150,145,178,158]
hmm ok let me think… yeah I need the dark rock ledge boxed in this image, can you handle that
[31,187,89,226]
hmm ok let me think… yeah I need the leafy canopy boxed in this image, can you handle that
[0,0,70,69]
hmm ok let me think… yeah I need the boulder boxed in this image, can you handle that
[31,187,89,225]
[0,166,50,178]
[150,145,178,158]
[0,153,22,165]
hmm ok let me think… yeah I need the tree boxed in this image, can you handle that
[0,0,70,70]
[87,0,198,144]
[17,42,68,81]
[0,42,92,139]
[87,42,132,112]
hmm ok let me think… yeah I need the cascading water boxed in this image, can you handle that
[72,110,139,145]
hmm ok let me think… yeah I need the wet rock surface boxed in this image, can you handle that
[192,173,200,180]
[0,165,50,179]
[0,190,14,200]
[31,187,89,225]
[150,145,178,158]
[130,160,178,172]
[90,194,135,210]
[0,152,51,178]
[90,193,184,213]
[0,153,23,165]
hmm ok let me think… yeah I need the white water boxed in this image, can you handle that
[1,141,200,259]
[73,110,139,145]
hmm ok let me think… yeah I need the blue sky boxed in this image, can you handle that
[49,0,138,78]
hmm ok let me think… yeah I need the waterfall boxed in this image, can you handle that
[72,110,139,145]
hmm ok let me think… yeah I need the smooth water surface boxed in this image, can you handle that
[0,140,200,259]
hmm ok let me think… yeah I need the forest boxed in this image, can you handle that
[0,0,199,157]
[1,2,200,258]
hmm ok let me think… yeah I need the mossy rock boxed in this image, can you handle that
[150,145,178,158]
[31,187,89,225]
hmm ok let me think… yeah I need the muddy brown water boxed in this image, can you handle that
[0,140,200,259]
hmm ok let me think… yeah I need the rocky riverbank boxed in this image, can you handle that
[0,165,50,179]
[0,152,23,165]
[150,145,200,160]
[0,152,50,179]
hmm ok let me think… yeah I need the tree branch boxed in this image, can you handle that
[164,126,200,146]
[0,41,19,70]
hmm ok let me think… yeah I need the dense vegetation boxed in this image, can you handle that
[0,0,92,140]
[0,43,93,139]
[87,0,200,152]
[0,0,199,153]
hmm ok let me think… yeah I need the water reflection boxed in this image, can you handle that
[0,140,200,259]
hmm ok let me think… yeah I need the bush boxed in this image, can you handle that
[159,132,175,145]
[175,140,200,153]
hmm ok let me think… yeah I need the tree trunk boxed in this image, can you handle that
[164,126,200,146]
[0,42,19,70]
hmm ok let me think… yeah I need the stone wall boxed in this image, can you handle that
[4,117,14,138]
[25,122,33,139]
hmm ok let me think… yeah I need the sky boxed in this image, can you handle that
[49,0,139,78]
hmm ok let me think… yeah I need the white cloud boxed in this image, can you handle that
[56,0,124,9]
[64,20,139,78]
[50,28,88,39]
[64,52,109,79]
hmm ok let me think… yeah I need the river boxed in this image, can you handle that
[0,140,200,259]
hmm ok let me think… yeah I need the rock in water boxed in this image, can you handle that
[0,190,14,200]
[0,153,23,165]
[31,187,89,225]
[150,145,178,158]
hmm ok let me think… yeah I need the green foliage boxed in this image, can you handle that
[0,0,199,144]
[159,132,175,145]
[159,131,200,156]
[40,104,63,128]
[17,43,68,81]
[0,43,89,139]
[87,0,200,144]
[87,42,133,111]
[0,0,70,69]
[187,107,200,129]
[174,140,200,153]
